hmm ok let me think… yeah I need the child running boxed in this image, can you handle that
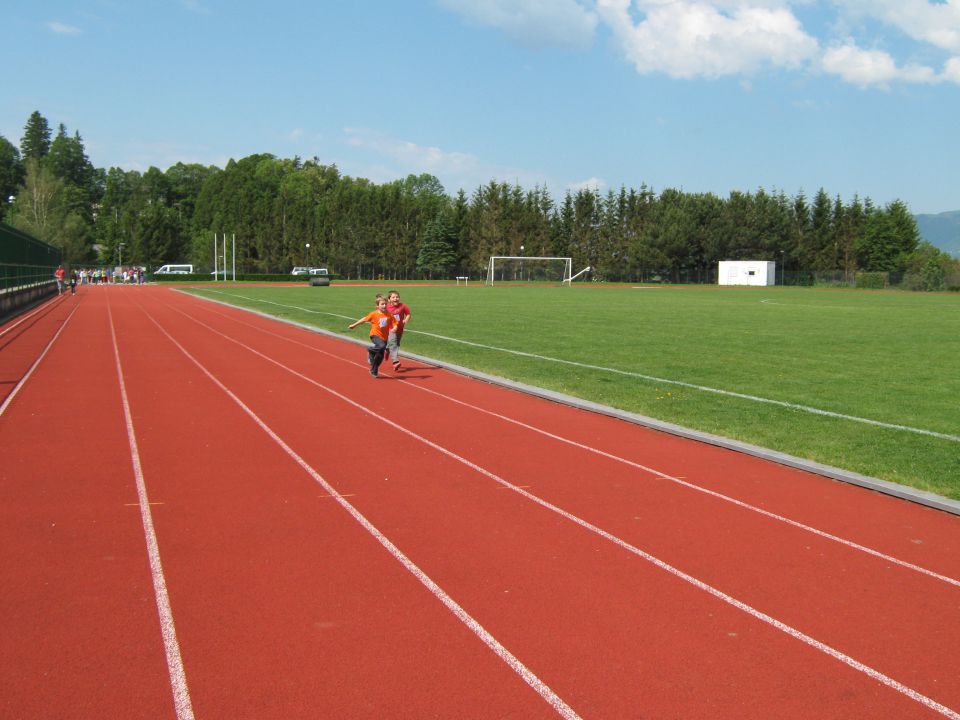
[385,290,412,372]
[348,294,397,378]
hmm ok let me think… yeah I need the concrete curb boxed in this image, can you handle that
[185,289,960,517]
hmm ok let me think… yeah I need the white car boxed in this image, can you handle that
[291,267,328,276]
[155,264,194,275]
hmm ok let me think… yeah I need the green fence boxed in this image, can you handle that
[0,223,62,292]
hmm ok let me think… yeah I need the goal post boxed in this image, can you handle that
[486,256,573,286]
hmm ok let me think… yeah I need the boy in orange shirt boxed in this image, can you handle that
[348,295,397,378]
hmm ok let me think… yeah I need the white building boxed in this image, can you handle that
[718,261,777,286]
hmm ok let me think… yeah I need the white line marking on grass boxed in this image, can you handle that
[409,330,960,443]
[168,301,960,720]
[107,300,195,720]
[141,306,582,720]
[191,300,960,589]
[760,299,861,310]
[0,303,78,419]
[198,290,959,444]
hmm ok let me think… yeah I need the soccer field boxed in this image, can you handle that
[185,283,960,500]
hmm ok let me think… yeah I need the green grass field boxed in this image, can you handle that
[184,282,960,500]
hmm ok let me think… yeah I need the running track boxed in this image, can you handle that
[2,285,959,719]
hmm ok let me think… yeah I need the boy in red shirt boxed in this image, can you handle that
[385,290,411,372]
[348,295,397,378]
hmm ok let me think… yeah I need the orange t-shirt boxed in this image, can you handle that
[362,310,396,341]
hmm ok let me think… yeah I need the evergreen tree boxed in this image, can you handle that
[809,187,835,270]
[416,214,458,277]
[450,188,470,272]
[20,111,52,161]
[47,125,96,223]
[47,125,93,189]
[885,199,920,269]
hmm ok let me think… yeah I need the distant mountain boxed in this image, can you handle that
[915,211,960,258]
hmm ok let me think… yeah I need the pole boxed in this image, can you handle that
[232,234,236,281]
[213,233,217,279]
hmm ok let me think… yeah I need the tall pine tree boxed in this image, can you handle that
[20,111,52,161]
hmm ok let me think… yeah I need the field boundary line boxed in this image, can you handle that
[107,298,195,720]
[139,302,583,720]
[196,289,959,443]
[181,290,960,516]
[187,298,960,587]
[162,297,960,720]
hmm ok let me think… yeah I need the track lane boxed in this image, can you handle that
[0,294,75,410]
[186,289,960,581]
[1,287,182,719]
[108,290,568,718]
[146,290,956,716]
[6,285,958,718]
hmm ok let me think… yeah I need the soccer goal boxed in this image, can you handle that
[486,256,573,286]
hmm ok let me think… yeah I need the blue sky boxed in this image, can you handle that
[2,0,959,214]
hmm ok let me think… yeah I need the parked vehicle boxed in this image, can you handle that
[291,267,329,276]
[155,264,194,275]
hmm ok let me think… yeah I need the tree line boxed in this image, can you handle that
[2,110,956,288]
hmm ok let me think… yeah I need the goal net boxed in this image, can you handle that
[486,256,573,286]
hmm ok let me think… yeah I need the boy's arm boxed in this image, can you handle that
[348,312,369,330]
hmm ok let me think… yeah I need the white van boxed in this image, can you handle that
[155,264,194,275]
[291,267,328,276]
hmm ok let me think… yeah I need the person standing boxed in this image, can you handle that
[54,265,66,294]
[348,295,397,378]
[69,270,77,295]
[385,290,411,372]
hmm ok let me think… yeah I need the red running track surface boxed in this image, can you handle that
[2,285,959,719]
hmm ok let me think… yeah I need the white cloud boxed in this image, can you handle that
[821,42,938,88]
[568,177,606,192]
[437,0,960,89]
[831,0,960,53]
[180,0,212,15]
[47,21,81,35]
[344,128,479,176]
[337,128,552,193]
[437,0,598,49]
[596,0,819,79]
[943,56,960,83]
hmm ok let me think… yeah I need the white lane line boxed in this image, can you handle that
[0,303,78,419]
[139,304,582,720]
[107,299,195,720]
[199,290,959,443]
[398,381,960,589]
[186,301,960,590]
[169,300,960,720]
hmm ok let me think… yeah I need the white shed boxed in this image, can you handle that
[718,261,776,286]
